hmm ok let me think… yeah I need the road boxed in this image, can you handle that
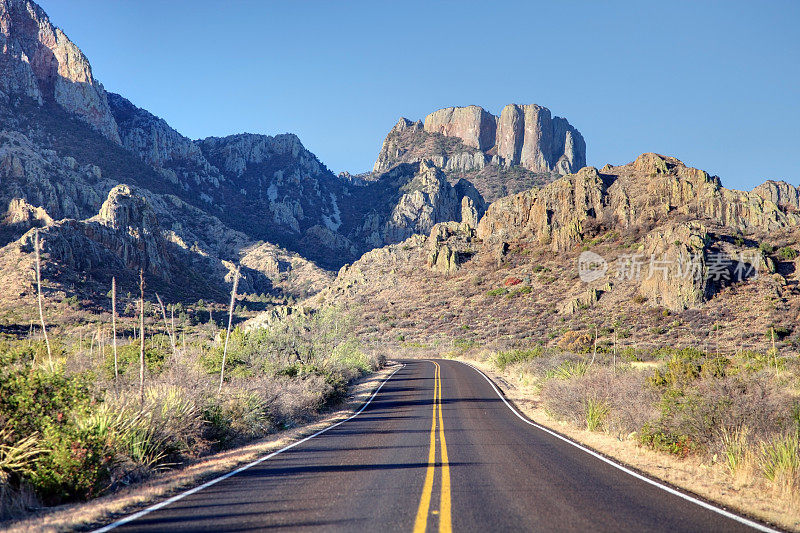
[97,359,774,532]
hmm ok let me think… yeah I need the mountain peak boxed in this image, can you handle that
[0,0,120,142]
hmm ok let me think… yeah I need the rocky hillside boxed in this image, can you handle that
[0,0,501,305]
[108,94,488,268]
[312,153,799,356]
[372,104,586,202]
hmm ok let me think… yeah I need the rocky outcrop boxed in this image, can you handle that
[108,93,223,188]
[426,221,476,273]
[496,104,585,174]
[0,130,109,225]
[637,222,710,311]
[371,103,585,202]
[391,103,586,175]
[753,180,800,211]
[352,161,486,249]
[0,0,120,142]
[424,106,497,151]
[478,153,800,253]
[478,166,606,251]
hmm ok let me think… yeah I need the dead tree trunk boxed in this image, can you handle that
[156,293,176,356]
[139,269,146,407]
[219,266,241,394]
[112,277,119,385]
[34,230,52,367]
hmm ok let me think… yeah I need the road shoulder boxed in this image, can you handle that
[449,356,796,532]
[4,363,402,533]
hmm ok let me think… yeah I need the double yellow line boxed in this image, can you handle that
[413,361,452,533]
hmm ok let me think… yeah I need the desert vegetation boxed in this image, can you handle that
[454,335,800,511]
[0,285,381,521]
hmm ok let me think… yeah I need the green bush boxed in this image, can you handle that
[104,339,169,378]
[584,398,609,431]
[486,288,508,297]
[30,425,112,503]
[0,343,112,504]
[759,242,775,254]
[778,246,798,260]
[639,425,694,457]
[495,346,543,370]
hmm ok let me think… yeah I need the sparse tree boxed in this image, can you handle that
[34,230,52,367]
[219,265,241,394]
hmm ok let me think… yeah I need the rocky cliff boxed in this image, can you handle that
[0,0,119,142]
[373,104,585,202]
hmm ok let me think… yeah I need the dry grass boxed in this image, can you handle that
[457,355,800,531]
[2,364,399,533]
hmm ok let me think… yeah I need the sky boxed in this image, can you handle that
[38,0,799,190]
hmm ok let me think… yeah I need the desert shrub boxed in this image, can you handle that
[507,286,532,298]
[495,346,543,370]
[452,338,478,351]
[765,325,792,340]
[645,363,792,456]
[486,288,508,297]
[759,432,800,496]
[557,331,592,352]
[541,367,658,435]
[0,347,115,504]
[105,339,169,378]
[0,429,41,519]
[29,424,112,503]
[778,246,798,260]
[203,390,272,445]
[759,242,775,254]
[584,398,610,431]
[545,360,589,380]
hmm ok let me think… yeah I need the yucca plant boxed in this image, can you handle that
[546,360,589,380]
[719,426,753,477]
[760,432,800,491]
[0,429,41,484]
[584,398,609,432]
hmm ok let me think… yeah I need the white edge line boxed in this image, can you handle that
[457,360,781,533]
[93,363,405,532]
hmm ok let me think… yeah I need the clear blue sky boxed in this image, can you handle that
[39,0,798,190]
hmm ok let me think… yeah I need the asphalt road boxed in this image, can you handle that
[98,359,774,532]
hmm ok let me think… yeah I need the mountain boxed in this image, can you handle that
[314,153,799,347]
[372,104,586,202]
[0,0,499,300]
[0,0,119,141]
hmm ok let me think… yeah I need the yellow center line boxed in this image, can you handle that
[413,362,438,533]
[413,361,452,533]
[437,362,452,533]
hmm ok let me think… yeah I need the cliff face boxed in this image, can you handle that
[372,104,586,202]
[423,106,497,151]
[0,0,120,142]
[495,104,585,174]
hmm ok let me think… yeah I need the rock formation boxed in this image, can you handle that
[478,153,800,255]
[423,106,497,151]
[495,104,585,174]
[0,0,120,142]
[372,104,585,202]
